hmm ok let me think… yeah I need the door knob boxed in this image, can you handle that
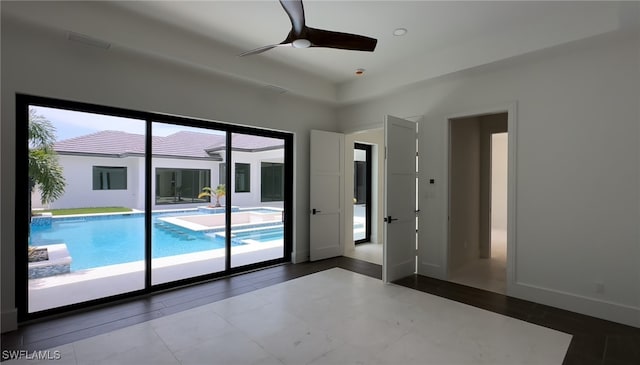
[312,208,322,215]
[384,216,398,223]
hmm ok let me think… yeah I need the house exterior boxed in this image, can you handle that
[33,130,285,211]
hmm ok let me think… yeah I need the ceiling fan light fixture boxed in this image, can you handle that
[292,39,311,48]
[393,28,408,36]
[239,0,377,56]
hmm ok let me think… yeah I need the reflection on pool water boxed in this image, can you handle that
[30,208,284,270]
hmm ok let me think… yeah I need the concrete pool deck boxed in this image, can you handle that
[158,211,283,232]
[28,241,284,313]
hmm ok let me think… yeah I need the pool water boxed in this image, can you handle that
[229,227,284,245]
[30,213,283,270]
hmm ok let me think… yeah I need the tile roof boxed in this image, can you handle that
[54,130,283,158]
[53,131,147,156]
[152,131,225,158]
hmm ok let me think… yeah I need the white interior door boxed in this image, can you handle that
[384,116,417,283]
[310,130,344,261]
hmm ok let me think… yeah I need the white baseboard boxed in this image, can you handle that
[292,249,309,264]
[1,308,18,333]
[509,281,640,328]
[418,262,446,280]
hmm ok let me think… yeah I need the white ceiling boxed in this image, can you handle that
[3,1,637,104]
[114,0,573,83]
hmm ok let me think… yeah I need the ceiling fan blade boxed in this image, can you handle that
[238,43,292,57]
[240,0,377,56]
[307,27,377,52]
[279,0,305,35]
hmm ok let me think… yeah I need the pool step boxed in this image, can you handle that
[230,226,284,246]
[154,222,196,241]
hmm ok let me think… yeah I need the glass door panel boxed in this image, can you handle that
[27,105,146,312]
[354,143,371,243]
[230,133,285,268]
[151,122,227,284]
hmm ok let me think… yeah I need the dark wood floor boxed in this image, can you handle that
[2,257,639,365]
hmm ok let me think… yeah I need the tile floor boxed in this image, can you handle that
[343,241,383,265]
[449,229,507,294]
[6,268,572,365]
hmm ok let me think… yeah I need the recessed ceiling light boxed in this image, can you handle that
[393,28,408,36]
[355,68,365,76]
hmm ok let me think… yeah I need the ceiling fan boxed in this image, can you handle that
[239,0,377,57]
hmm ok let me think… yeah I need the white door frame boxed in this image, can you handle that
[442,102,518,294]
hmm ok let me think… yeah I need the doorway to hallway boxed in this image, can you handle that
[448,113,508,294]
[343,130,384,266]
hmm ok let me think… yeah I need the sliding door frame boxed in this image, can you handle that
[16,94,293,321]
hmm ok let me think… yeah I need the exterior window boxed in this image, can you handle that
[93,166,127,190]
[155,168,210,204]
[261,162,284,202]
[219,163,226,185]
[235,163,250,192]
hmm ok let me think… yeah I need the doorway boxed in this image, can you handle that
[342,130,384,265]
[448,112,508,294]
[354,143,372,244]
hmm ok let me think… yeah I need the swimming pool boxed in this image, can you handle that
[30,210,284,271]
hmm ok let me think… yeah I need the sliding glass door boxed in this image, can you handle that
[25,105,146,312]
[151,122,228,285]
[230,133,286,268]
[18,95,292,320]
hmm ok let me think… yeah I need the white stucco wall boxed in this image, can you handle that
[48,155,142,210]
[228,149,285,209]
[46,150,286,212]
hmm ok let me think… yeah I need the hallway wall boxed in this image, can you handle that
[491,133,508,232]
[449,117,481,272]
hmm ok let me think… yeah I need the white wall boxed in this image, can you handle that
[49,150,286,211]
[479,113,508,258]
[338,31,640,326]
[491,133,508,231]
[449,117,481,272]
[229,149,285,209]
[1,17,336,331]
[49,155,143,210]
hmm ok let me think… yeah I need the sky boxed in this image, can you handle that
[30,106,225,142]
